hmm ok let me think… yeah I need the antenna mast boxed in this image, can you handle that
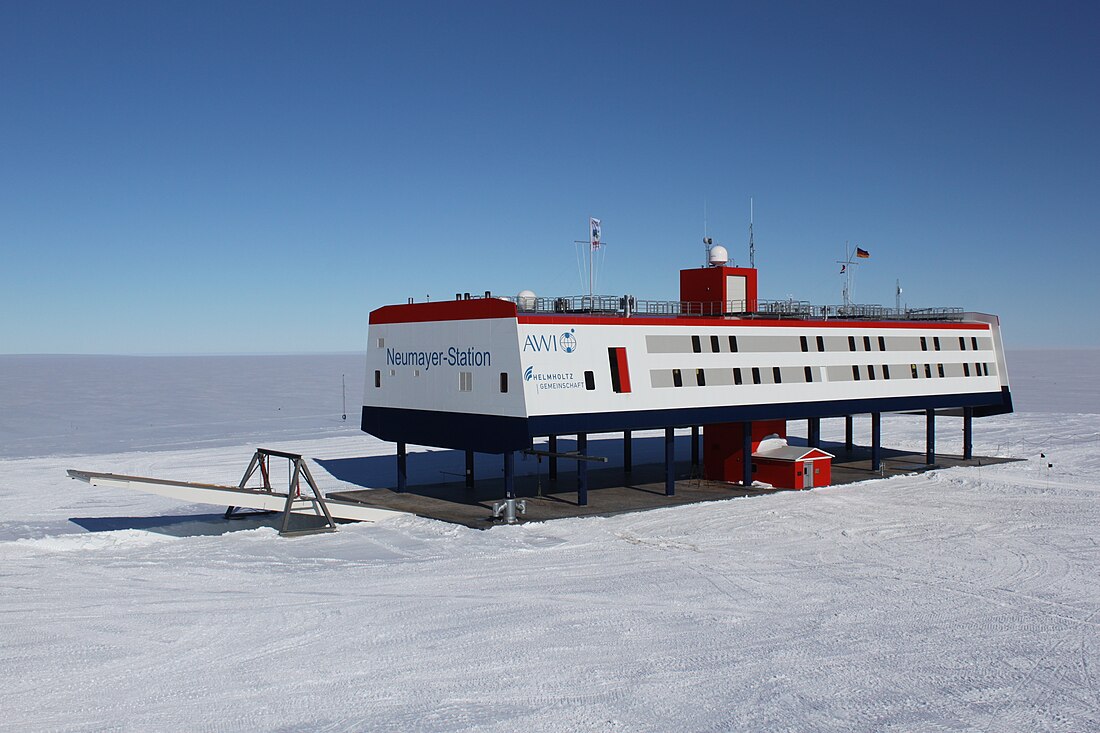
[836,241,856,309]
[748,197,755,268]
[703,200,711,265]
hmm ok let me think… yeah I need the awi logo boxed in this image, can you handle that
[522,328,579,353]
[560,330,577,353]
[524,366,534,381]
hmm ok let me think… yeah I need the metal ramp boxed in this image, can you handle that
[68,449,405,533]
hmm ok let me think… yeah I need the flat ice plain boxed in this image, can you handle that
[0,350,1097,732]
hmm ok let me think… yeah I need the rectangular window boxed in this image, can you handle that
[959,336,967,350]
[733,368,743,385]
[800,335,809,352]
[882,364,891,379]
[752,367,761,385]
[868,364,876,380]
[710,335,720,353]
[934,336,941,351]
[972,336,979,350]
[816,335,825,352]
[937,363,945,378]
[983,362,990,376]
[924,364,932,379]
[729,335,739,352]
[911,364,919,379]
[852,365,861,381]
[878,336,886,351]
[672,368,683,387]
[696,368,706,386]
[584,370,595,390]
[691,335,701,353]
[848,335,857,351]
[499,372,508,393]
[773,366,782,384]
[460,372,472,391]
[963,363,971,377]
[863,335,872,351]
[376,337,385,348]
[975,362,981,375]
[804,366,814,382]
[921,336,928,351]
[374,370,381,388]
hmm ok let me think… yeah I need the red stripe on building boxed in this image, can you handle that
[613,347,632,393]
[370,299,517,325]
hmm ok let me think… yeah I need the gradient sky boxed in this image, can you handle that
[2,1,1097,353]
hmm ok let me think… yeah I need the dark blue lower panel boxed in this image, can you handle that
[363,388,1012,453]
[361,406,531,453]
[528,389,1014,437]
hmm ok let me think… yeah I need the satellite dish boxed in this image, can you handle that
[708,245,729,266]
[517,290,537,310]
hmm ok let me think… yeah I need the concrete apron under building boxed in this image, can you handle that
[329,443,1018,530]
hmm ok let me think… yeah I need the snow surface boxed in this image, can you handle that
[1,352,1098,731]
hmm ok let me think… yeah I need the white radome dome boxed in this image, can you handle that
[708,245,729,266]
[517,290,537,310]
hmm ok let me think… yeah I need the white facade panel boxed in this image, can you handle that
[364,317,526,417]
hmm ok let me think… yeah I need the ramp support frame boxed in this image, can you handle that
[228,448,337,536]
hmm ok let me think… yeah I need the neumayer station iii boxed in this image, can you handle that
[362,250,1011,508]
[69,244,1012,532]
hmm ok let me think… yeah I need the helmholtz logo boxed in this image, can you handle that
[523,328,577,353]
[523,362,583,390]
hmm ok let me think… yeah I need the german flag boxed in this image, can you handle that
[856,247,870,259]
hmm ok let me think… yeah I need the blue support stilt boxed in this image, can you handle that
[548,435,558,480]
[624,430,632,474]
[691,426,700,468]
[926,408,936,464]
[963,406,973,460]
[845,415,854,452]
[397,442,407,493]
[808,417,821,448]
[664,428,675,496]
[504,451,515,500]
[577,433,588,506]
[871,413,881,472]
[742,421,753,486]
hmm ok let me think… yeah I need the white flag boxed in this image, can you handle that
[590,217,601,250]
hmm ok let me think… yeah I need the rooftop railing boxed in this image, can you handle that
[497,294,964,322]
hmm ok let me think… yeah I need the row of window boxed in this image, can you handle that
[651,362,996,388]
[649,333,992,355]
[376,359,995,392]
[374,369,597,393]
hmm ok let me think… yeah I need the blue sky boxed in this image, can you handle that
[2,1,1097,353]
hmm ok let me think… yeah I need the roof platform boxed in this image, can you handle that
[328,445,1018,529]
[499,293,966,322]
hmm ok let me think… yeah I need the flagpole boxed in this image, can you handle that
[576,217,603,300]
[845,241,852,309]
